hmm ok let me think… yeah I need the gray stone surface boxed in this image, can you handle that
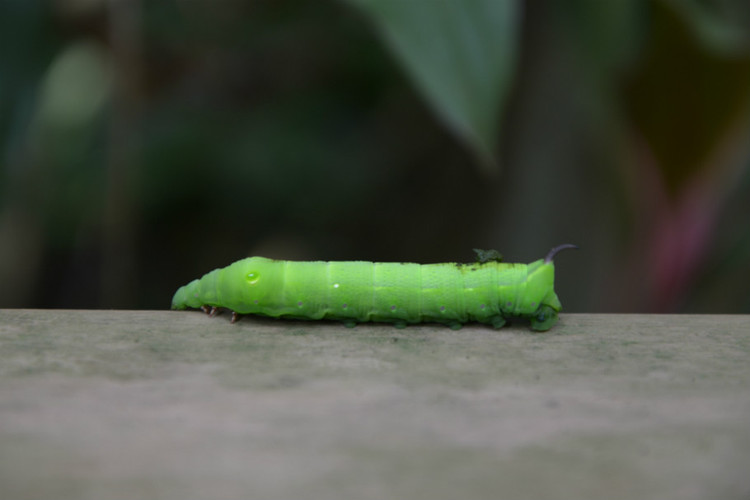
[1,310,749,500]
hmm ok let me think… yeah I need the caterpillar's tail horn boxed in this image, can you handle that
[545,244,579,263]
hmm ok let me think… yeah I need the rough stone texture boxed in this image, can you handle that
[1,310,749,500]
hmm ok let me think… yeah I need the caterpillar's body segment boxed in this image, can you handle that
[171,245,576,331]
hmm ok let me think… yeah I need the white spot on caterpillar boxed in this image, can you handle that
[333,283,340,288]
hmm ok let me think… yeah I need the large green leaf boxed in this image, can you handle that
[346,0,521,174]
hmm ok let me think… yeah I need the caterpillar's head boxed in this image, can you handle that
[525,244,577,331]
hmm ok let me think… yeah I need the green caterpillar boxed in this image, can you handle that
[171,245,576,330]
[171,244,576,331]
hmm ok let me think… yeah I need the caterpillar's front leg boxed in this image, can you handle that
[200,305,240,324]
[200,305,221,316]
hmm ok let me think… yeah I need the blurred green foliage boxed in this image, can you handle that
[346,0,520,172]
[1,0,750,314]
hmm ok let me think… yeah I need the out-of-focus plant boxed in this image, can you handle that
[345,0,520,174]
[348,0,750,312]
[1,0,750,313]
[615,0,750,311]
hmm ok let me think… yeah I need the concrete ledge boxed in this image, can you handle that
[1,310,749,500]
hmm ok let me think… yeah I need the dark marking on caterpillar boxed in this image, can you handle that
[171,244,578,331]
[473,248,504,264]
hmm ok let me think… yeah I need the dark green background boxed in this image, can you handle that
[2,0,750,314]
